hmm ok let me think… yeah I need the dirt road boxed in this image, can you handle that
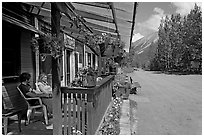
[127,70,202,135]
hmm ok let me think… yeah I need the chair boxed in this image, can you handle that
[17,86,48,125]
[2,85,28,134]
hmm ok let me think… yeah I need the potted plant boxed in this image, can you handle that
[77,66,97,87]
[86,66,97,87]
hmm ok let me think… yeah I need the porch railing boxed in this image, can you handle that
[58,75,114,135]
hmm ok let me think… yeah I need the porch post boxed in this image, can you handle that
[51,3,62,135]
[34,17,39,82]
[98,54,102,75]
[83,44,86,67]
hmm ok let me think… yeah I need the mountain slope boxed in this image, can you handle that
[131,32,159,68]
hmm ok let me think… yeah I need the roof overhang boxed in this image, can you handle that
[11,2,138,53]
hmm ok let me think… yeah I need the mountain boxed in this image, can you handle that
[132,33,144,43]
[131,32,159,68]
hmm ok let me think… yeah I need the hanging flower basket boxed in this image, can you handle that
[31,34,64,59]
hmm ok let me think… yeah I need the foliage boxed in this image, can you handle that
[31,34,64,59]
[84,33,112,56]
[85,32,126,59]
[98,97,123,135]
[71,127,83,135]
[70,77,83,87]
[113,42,127,65]
[77,66,97,76]
[71,66,97,87]
[84,32,126,76]
[150,4,202,74]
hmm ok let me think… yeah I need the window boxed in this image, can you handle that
[79,53,83,63]
[88,53,91,66]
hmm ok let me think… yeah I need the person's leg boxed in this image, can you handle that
[41,98,53,115]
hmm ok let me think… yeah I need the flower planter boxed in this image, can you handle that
[83,75,96,88]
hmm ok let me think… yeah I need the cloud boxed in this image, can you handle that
[154,7,164,15]
[132,33,144,43]
[172,2,202,16]
[137,7,165,32]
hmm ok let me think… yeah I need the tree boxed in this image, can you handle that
[182,4,202,73]
[153,3,202,74]
[157,16,169,71]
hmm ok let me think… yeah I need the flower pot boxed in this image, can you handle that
[82,76,87,87]
[84,75,96,88]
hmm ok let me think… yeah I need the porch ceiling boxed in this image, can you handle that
[23,2,138,52]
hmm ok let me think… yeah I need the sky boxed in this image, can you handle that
[131,1,202,44]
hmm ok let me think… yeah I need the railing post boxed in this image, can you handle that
[87,92,94,135]
[87,102,93,134]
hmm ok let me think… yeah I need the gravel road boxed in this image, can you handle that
[127,70,202,135]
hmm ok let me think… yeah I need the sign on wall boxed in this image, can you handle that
[64,34,75,50]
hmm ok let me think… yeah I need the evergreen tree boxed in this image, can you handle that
[182,4,202,73]
[157,17,167,71]
[152,3,202,74]
[169,14,183,71]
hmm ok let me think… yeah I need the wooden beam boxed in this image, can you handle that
[51,2,62,135]
[73,2,129,13]
[28,2,132,25]
[92,29,118,38]
[55,2,93,33]
[73,2,109,9]
[65,2,94,33]
[55,2,73,20]
[37,2,44,15]
[85,21,116,33]
[62,25,81,34]
[64,29,83,37]
[75,9,114,23]
[109,3,120,39]
[129,2,138,52]
[2,13,44,35]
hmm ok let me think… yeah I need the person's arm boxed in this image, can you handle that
[26,92,37,97]
[26,88,49,98]
[38,83,49,94]
[38,82,52,94]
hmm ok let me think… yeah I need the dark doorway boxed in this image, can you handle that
[2,21,21,77]
[66,50,71,85]
[75,52,78,77]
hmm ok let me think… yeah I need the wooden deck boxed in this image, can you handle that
[53,75,115,135]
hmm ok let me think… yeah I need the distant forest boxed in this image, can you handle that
[148,4,202,74]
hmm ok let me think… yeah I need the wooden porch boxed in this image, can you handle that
[54,75,114,135]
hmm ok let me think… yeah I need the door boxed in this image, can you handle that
[66,50,71,85]
[75,52,79,77]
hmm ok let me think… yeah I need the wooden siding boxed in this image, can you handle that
[20,29,35,86]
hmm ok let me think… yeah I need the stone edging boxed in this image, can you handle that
[119,99,131,135]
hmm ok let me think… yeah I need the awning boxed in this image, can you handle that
[21,2,138,52]
[2,13,44,35]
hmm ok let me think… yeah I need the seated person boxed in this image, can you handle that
[36,73,52,95]
[19,72,52,115]
[37,73,53,115]
[19,72,50,99]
